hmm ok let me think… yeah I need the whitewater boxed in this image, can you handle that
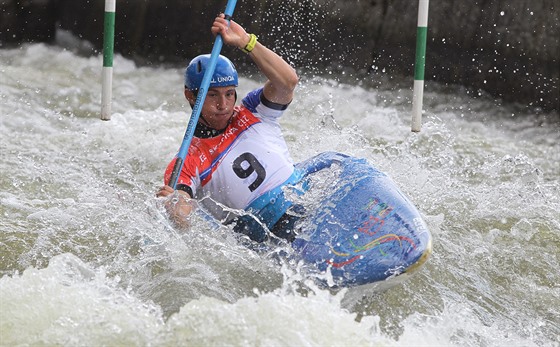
[1,40,558,346]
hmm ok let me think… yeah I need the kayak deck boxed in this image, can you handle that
[291,152,432,287]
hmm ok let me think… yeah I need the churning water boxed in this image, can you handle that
[1,40,559,346]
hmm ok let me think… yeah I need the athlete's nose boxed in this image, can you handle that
[216,95,228,110]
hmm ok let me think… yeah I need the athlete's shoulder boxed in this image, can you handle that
[242,87,291,120]
[232,106,261,126]
[241,88,264,113]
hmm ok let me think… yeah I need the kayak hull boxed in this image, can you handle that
[292,152,432,287]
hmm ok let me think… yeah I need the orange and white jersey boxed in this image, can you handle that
[164,88,295,222]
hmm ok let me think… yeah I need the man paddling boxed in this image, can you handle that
[157,14,300,242]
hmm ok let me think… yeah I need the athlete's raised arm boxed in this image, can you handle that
[211,14,298,106]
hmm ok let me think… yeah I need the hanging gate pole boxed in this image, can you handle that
[101,0,116,121]
[411,0,429,132]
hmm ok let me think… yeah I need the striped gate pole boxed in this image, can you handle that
[101,0,116,121]
[411,0,429,132]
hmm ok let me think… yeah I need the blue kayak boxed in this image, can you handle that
[289,152,432,288]
[196,151,432,288]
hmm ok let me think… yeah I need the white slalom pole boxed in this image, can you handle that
[411,0,429,132]
[101,0,116,121]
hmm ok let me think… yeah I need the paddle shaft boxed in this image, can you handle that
[168,0,238,189]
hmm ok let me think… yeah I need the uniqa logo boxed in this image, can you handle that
[211,75,235,83]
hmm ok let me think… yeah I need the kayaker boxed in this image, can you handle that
[157,13,300,242]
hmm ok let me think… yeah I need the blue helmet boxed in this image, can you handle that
[184,54,238,90]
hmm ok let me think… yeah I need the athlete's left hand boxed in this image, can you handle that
[156,185,175,198]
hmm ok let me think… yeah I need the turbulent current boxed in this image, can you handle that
[1,42,558,346]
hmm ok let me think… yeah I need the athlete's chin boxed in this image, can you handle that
[207,114,231,128]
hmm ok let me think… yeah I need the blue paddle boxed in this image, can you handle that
[168,0,238,189]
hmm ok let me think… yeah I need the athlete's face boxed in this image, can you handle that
[185,86,236,130]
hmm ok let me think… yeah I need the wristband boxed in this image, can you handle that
[241,33,257,54]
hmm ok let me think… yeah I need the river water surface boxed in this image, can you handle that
[1,41,559,346]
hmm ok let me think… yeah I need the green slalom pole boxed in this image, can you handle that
[101,0,116,121]
[411,0,429,132]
